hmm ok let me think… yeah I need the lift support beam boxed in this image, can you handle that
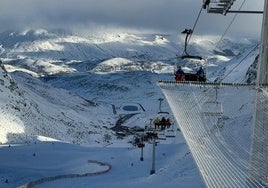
[203,0,263,15]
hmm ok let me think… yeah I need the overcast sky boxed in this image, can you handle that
[0,0,264,38]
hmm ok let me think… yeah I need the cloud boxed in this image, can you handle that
[0,0,264,38]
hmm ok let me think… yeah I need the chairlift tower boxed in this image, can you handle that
[157,1,267,187]
[204,0,268,184]
[250,0,268,184]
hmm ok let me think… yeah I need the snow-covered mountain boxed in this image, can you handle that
[0,29,258,76]
[0,62,119,145]
[0,29,260,145]
[0,29,179,75]
[0,28,262,188]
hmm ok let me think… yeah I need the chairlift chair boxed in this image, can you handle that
[158,98,169,114]
[174,58,207,82]
[174,29,207,82]
[166,130,176,138]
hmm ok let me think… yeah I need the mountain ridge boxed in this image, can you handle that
[0,29,260,145]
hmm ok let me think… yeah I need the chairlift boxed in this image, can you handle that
[174,29,207,82]
[202,86,224,129]
[165,122,176,138]
[202,86,223,115]
[166,129,176,138]
[158,98,169,114]
[181,55,203,60]
[164,118,176,138]
[202,101,223,116]
[157,132,167,140]
[137,143,145,148]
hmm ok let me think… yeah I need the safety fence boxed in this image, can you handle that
[158,81,267,188]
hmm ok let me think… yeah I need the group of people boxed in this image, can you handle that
[133,132,158,148]
[144,132,158,141]
[174,66,206,82]
[153,117,172,130]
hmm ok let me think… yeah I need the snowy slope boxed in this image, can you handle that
[0,29,261,188]
[0,138,203,188]
[0,63,25,143]
[206,44,260,83]
[0,63,117,145]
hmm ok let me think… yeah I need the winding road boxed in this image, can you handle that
[18,160,112,188]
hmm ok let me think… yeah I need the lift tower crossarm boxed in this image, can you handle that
[204,0,263,15]
[203,0,236,15]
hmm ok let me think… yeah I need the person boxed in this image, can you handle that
[153,117,160,129]
[196,67,206,82]
[160,117,167,130]
[203,0,210,9]
[175,66,185,81]
[166,118,172,128]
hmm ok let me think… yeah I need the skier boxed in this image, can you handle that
[153,117,160,129]
[175,66,185,81]
[196,67,206,82]
[160,117,167,130]
[166,118,172,128]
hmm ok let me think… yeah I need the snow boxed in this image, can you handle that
[0,29,261,187]
[0,114,25,143]
[0,134,204,188]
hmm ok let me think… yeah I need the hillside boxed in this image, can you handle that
[0,62,117,145]
[0,29,260,145]
[0,29,262,188]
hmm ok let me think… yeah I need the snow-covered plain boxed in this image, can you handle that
[0,29,260,187]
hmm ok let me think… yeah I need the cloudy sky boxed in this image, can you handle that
[0,0,264,38]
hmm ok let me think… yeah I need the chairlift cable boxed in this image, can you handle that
[219,43,260,82]
[181,5,204,57]
[175,5,208,82]
[179,5,204,57]
[187,5,204,45]
[210,0,260,83]
[213,0,246,51]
